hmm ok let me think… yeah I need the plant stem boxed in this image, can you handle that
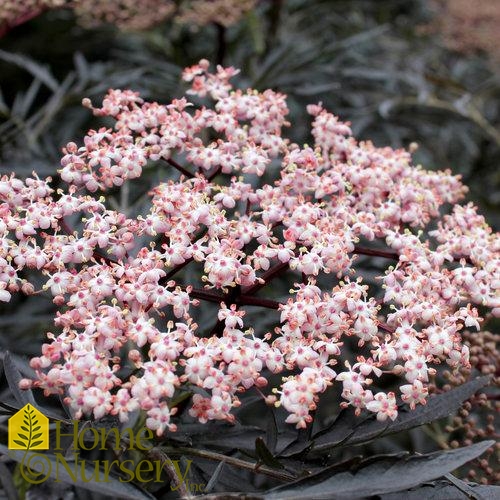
[242,261,289,295]
[184,287,281,310]
[166,158,195,178]
[160,446,296,482]
[353,245,399,260]
[207,165,222,181]
[237,295,280,309]
[147,447,193,499]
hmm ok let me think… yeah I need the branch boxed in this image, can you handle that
[184,287,225,304]
[353,245,399,260]
[182,287,281,310]
[164,257,193,280]
[147,447,193,499]
[161,445,296,482]
[166,158,195,179]
[378,321,395,333]
[207,165,222,181]
[237,295,280,309]
[242,261,289,295]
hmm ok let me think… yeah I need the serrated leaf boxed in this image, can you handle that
[311,376,491,453]
[266,441,494,500]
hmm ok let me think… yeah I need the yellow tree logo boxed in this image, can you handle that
[8,404,49,450]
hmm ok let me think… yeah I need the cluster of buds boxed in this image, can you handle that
[438,329,499,484]
[1,60,498,435]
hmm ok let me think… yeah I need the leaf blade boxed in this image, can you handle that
[266,441,494,500]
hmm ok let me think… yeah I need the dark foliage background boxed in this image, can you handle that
[0,1,498,499]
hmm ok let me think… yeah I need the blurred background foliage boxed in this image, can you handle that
[0,0,498,494]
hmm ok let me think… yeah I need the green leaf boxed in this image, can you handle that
[29,441,43,448]
[265,441,494,500]
[13,441,26,447]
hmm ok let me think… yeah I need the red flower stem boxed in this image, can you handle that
[237,295,280,309]
[58,218,75,237]
[353,245,399,260]
[242,261,289,295]
[378,321,394,333]
[184,286,280,310]
[207,165,222,181]
[165,158,194,178]
[184,287,224,304]
[164,257,193,280]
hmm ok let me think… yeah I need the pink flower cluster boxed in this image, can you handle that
[1,60,498,434]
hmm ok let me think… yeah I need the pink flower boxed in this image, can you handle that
[400,380,428,410]
[366,392,398,421]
